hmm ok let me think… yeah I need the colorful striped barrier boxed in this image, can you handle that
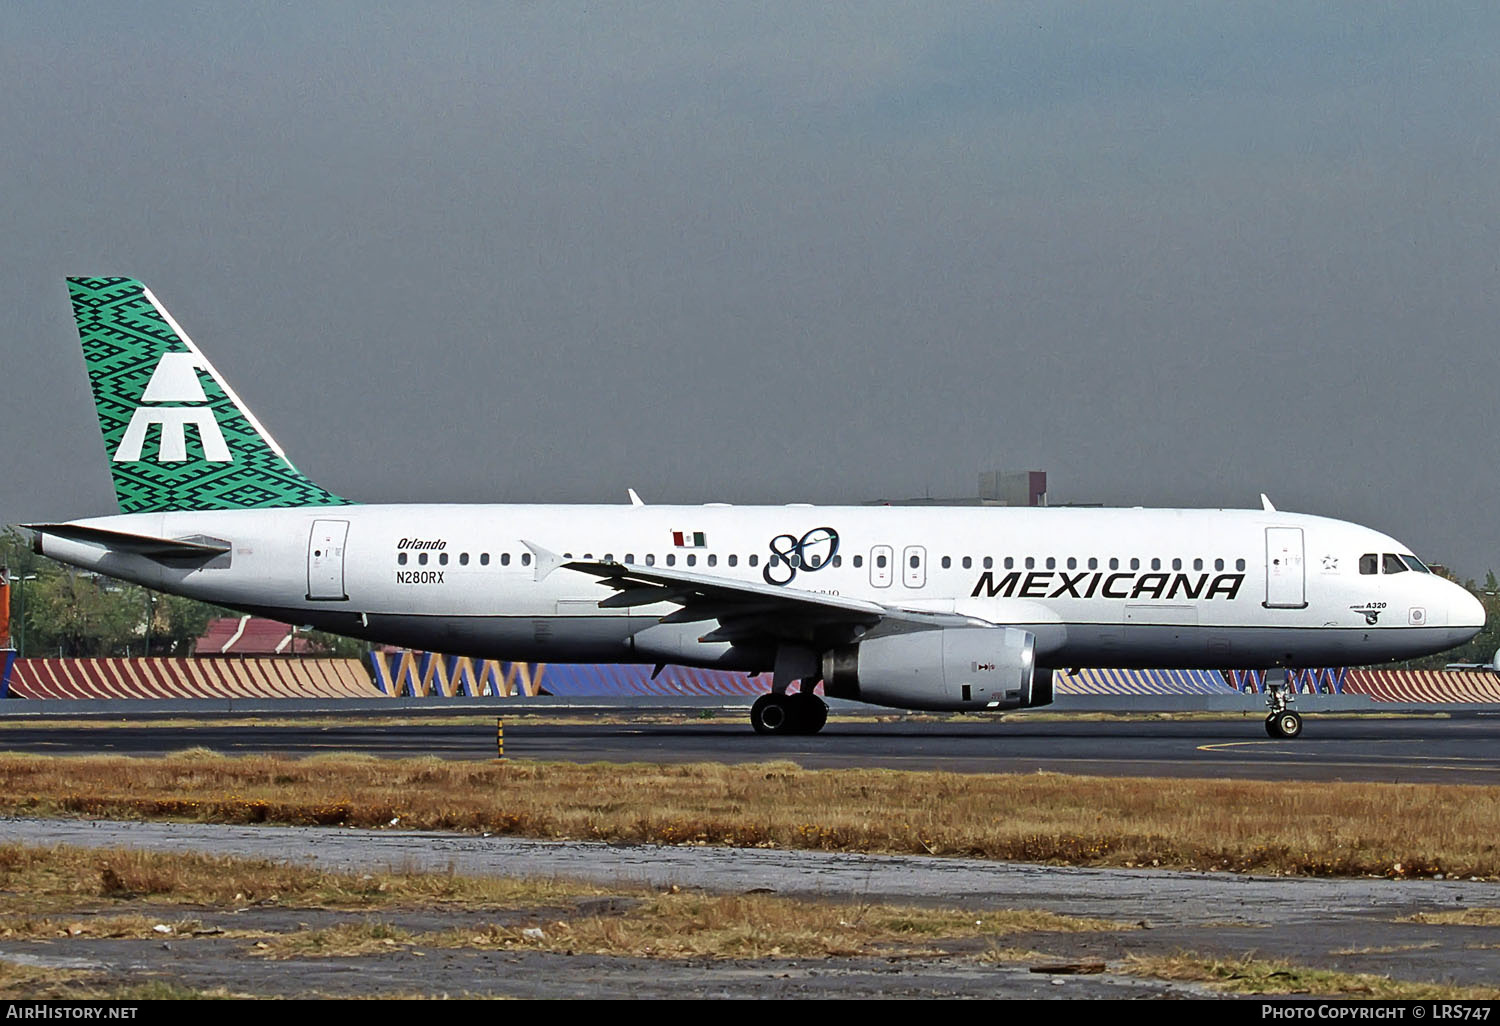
[365,653,773,699]
[1341,669,1500,704]
[2,657,379,700]
[1056,668,1233,696]
[1224,668,1348,695]
[4,651,1500,704]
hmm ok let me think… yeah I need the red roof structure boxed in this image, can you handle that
[196,616,322,655]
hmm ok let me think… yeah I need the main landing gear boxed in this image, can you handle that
[1263,674,1304,739]
[750,690,828,735]
[752,645,828,735]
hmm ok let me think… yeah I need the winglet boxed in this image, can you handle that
[1260,493,1276,512]
[627,488,645,506]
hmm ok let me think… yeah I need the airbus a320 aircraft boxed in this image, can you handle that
[29,278,1485,738]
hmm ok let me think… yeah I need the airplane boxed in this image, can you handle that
[26,277,1485,739]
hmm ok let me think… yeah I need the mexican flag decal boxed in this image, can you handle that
[672,530,707,548]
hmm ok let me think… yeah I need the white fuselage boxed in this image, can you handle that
[40,503,1484,672]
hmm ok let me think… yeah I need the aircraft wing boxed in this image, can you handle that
[562,559,989,647]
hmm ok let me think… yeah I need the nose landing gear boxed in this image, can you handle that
[1263,674,1304,739]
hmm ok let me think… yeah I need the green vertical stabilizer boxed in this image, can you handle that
[67,276,352,513]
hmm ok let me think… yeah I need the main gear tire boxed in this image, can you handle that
[751,693,794,735]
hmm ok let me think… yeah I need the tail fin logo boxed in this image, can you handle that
[113,353,232,464]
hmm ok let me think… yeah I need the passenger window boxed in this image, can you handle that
[1109,558,1119,570]
[707,554,716,567]
[1193,558,1202,571]
[851,555,860,568]
[749,554,759,567]
[625,553,635,563]
[1006,557,1016,569]
[832,555,842,567]
[646,554,656,566]
[1067,557,1077,570]
[1214,559,1224,571]
[984,556,993,569]
[459,553,469,566]
[1129,558,1140,570]
[686,554,697,566]
[876,554,887,568]
[501,553,510,566]
[419,553,428,565]
[480,553,490,566]
[941,556,951,569]
[963,556,972,569]
[807,554,820,568]
[1236,558,1246,571]
[1172,558,1181,571]
[521,553,531,566]
[728,554,737,567]
[1087,557,1097,570]
[604,553,613,562]
[1383,553,1407,574]
[909,554,919,569]
[398,552,408,565]
[1025,557,1035,569]
[1045,557,1055,570]
[439,552,449,565]
[666,554,676,566]
[1150,558,1160,571]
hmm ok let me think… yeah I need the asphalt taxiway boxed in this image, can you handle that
[3,713,1500,783]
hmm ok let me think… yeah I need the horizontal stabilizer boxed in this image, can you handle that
[25,523,231,560]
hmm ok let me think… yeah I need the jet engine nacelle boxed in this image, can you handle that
[821,626,1052,711]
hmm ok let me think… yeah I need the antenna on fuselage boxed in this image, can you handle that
[1260,493,1276,512]
[627,488,645,506]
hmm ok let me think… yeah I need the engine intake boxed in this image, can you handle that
[822,626,1050,711]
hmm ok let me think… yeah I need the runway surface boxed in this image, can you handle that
[4,713,1500,783]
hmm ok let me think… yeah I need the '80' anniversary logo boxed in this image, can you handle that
[764,527,840,585]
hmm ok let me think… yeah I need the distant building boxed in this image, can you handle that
[195,615,324,656]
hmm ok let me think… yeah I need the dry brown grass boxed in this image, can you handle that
[3,751,1500,877]
[0,842,610,918]
[0,958,86,997]
[246,894,1128,961]
[1402,908,1500,926]
[1126,951,1500,999]
[1,843,1124,970]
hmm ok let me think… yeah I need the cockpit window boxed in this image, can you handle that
[1382,553,1408,574]
[1400,554,1431,574]
[1359,553,1378,575]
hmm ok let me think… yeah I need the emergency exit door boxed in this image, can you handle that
[307,520,349,601]
[903,545,926,588]
[1264,527,1306,609]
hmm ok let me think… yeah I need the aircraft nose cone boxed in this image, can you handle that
[1453,586,1486,636]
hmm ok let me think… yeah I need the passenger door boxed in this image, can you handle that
[1264,527,1306,608]
[307,520,349,601]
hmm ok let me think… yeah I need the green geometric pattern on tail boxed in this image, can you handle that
[68,276,352,513]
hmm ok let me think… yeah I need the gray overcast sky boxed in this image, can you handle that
[3,3,1498,576]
